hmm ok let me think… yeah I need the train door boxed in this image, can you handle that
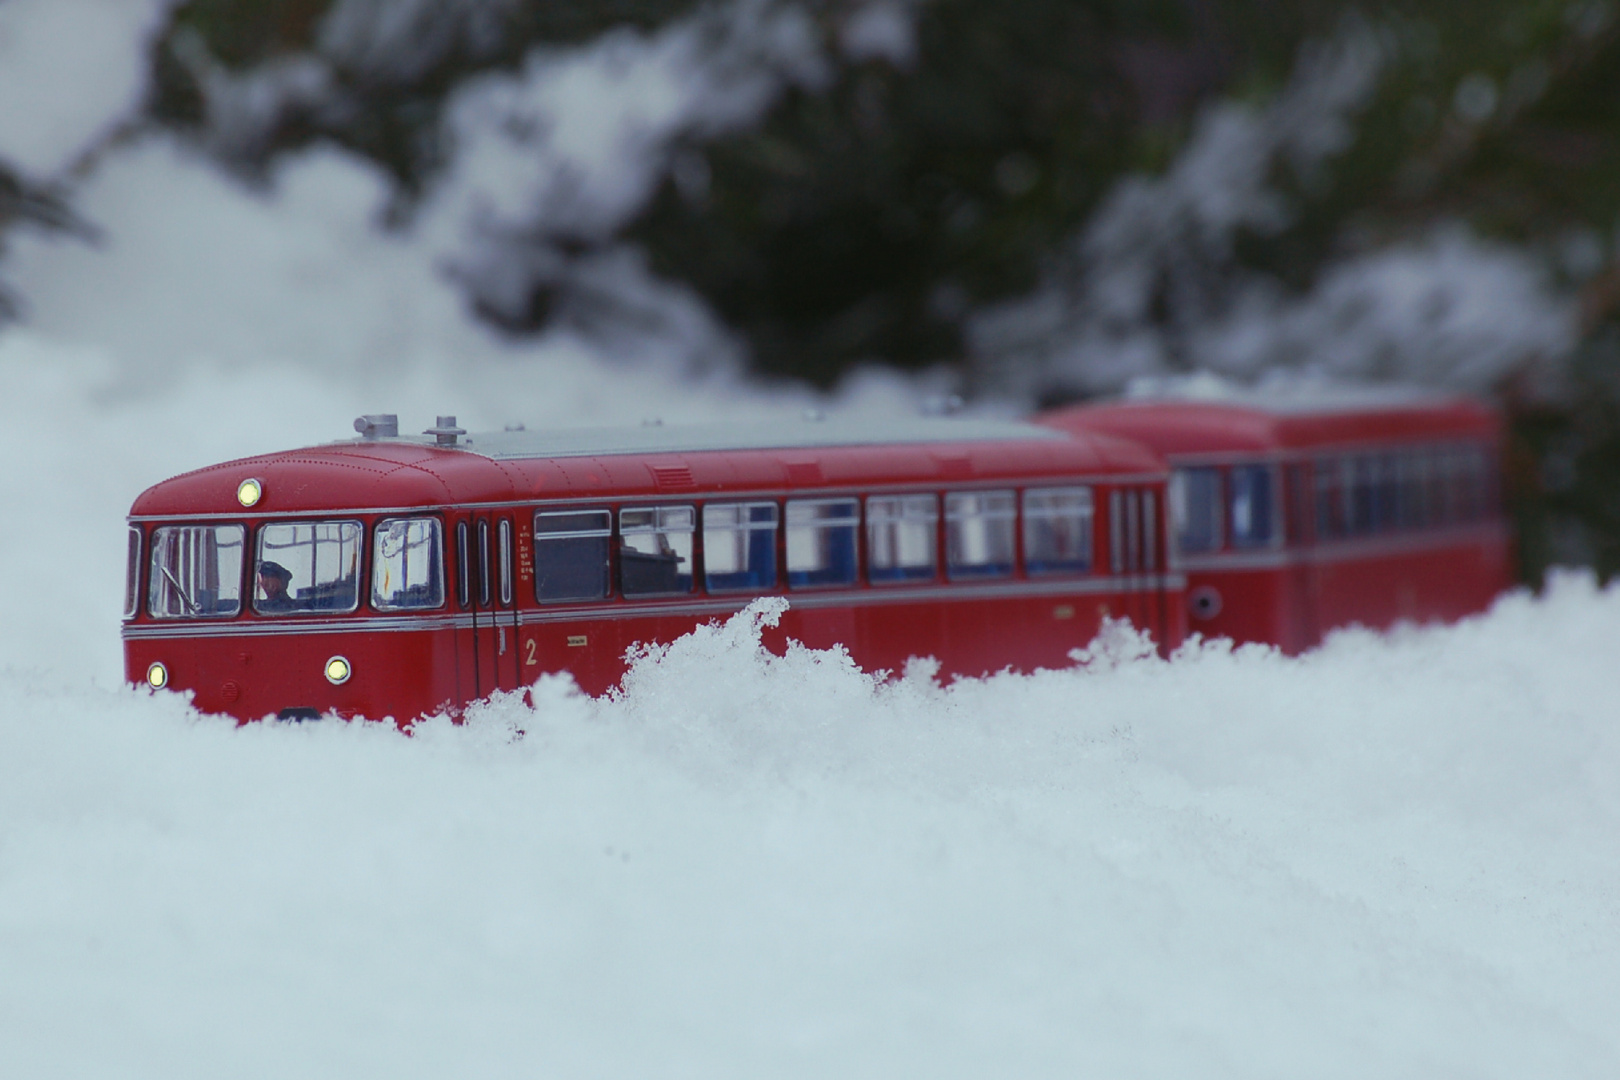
[454,514,521,704]
[1284,462,1319,652]
[1108,485,1168,650]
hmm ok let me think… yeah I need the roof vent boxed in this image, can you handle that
[424,415,466,446]
[354,414,399,439]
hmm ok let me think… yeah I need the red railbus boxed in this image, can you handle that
[1038,389,1512,654]
[124,414,1183,723]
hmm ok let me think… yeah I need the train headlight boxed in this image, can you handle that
[237,478,263,507]
[324,655,352,685]
[145,662,168,690]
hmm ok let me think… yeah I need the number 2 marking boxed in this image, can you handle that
[524,638,538,666]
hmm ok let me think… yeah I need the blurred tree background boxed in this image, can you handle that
[131,0,1620,581]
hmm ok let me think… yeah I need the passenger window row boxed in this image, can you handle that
[1170,464,1278,557]
[1313,443,1493,541]
[533,488,1098,604]
[136,483,1121,619]
[1170,445,1494,555]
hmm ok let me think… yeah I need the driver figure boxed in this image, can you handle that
[256,561,296,612]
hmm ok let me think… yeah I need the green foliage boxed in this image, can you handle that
[628,0,1349,381]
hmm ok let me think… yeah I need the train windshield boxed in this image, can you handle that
[372,518,445,610]
[124,527,142,619]
[254,521,363,614]
[148,524,246,618]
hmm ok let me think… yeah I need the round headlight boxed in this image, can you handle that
[237,478,263,507]
[324,656,351,685]
[145,662,168,690]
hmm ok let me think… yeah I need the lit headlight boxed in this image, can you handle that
[324,656,351,685]
[237,478,263,507]
[145,662,168,690]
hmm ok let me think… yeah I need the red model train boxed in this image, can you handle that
[123,387,1511,724]
[1038,386,1511,654]
[124,414,1181,723]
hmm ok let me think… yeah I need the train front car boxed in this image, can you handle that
[123,421,516,724]
[124,413,1184,724]
[1038,387,1512,654]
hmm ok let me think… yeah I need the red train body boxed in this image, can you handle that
[124,416,1182,723]
[1037,388,1512,654]
[124,389,1513,724]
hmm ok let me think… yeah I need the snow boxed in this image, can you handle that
[0,0,175,181]
[2,11,1619,1076]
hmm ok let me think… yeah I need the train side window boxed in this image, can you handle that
[148,524,245,618]
[1347,455,1377,535]
[620,506,695,596]
[1169,467,1221,554]
[703,502,779,592]
[785,498,859,588]
[124,527,142,619]
[1435,446,1466,523]
[1227,465,1275,549]
[1432,446,1458,524]
[457,522,471,608]
[1374,454,1401,532]
[867,494,938,583]
[254,521,363,614]
[1314,458,1344,540]
[372,518,445,611]
[1454,445,1486,522]
[1284,464,1311,544]
[1395,452,1426,529]
[477,520,492,607]
[945,491,1015,579]
[534,510,611,602]
[1023,487,1093,575]
[498,519,513,606]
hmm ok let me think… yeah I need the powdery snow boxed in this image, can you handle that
[2,568,1619,1077]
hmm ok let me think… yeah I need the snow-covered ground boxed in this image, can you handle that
[3,7,1619,1076]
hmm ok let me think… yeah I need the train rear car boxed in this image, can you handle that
[124,414,1184,723]
[1038,387,1511,654]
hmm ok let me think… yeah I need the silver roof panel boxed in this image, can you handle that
[372,416,1066,461]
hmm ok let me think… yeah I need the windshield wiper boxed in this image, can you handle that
[160,565,199,615]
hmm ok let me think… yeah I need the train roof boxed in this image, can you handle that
[130,414,1164,519]
[1037,384,1500,457]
